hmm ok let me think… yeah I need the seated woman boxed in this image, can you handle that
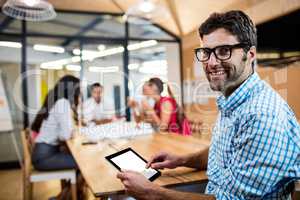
[129,77,191,135]
[31,75,81,199]
[31,75,80,170]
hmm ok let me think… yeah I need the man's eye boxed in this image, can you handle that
[217,47,230,56]
[202,49,211,57]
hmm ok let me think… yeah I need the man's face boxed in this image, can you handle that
[201,28,253,95]
[91,86,102,103]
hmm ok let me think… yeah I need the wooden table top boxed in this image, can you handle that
[67,131,211,197]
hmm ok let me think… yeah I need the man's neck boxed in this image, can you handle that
[94,98,101,104]
[223,71,254,98]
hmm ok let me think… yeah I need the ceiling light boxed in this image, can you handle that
[142,60,167,68]
[128,63,140,70]
[97,45,106,51]
[72,47,124,59]
[97,47,124,57]
[0,41,22,48]
[46,41,157,69]
[89,66,119,73]
[40,58,73,68]
[139,66,167,75]
[138,60,167,75]
[33,44,65,53]
[73,49,99,56]
[24,0,38,7]
[40,65,63,70]
[66,64,81,72]
[2,0,57,21]
[127,40,157,51]
[125,0,171,24]
[139,0,155,13]
[72,48,81,55]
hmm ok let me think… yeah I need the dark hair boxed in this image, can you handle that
[91,82,102,90]
[199,10,257,51]
[148,77,185,128]
[31,75,81,132]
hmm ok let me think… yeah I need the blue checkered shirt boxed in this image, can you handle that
[205,72,300,199]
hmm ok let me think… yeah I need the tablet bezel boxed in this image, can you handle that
[105,147,161,181]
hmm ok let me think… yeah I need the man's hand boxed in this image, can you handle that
[117,170,159,200]
[146,152,183,170]
[117,170,215,200]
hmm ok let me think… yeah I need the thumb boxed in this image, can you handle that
[116,172,127,180]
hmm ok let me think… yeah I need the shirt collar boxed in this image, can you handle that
[217,72,261,113]
[91,97,101,105]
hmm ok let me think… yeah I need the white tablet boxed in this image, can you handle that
[105,148,161,181]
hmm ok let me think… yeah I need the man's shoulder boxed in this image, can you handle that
[241,80,292,119]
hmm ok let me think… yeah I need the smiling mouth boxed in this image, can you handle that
[210,71,225,76]
[208,68,226,77]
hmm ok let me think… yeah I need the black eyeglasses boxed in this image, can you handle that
[194,43,249,62]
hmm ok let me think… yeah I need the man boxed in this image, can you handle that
[116,10,300,199]
[83,83,115,126]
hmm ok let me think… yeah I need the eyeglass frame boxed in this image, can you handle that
[194,43,250,62]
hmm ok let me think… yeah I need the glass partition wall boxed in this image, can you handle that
[0,10,180,165]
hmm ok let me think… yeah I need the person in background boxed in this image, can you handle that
[117,10,300,200]
[128,77,191,135]
[31,75,82,199]
[31,75,80,171]
[82,83,116,126]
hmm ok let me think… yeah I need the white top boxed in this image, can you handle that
[35,98,74,145]
[82,97,115,125]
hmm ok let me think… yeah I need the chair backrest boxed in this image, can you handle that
[21,129,33,174]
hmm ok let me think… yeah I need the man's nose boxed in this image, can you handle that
[207,52,220,67]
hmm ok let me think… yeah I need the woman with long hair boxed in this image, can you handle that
[129,77,191,135]
[31,75,81,171]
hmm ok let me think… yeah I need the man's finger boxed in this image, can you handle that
[123,180,130,187]
[122,169,136,173]
[151,160,170,169]
[146,155,156,168]
[146,153,166,168]
[116,172,127,180]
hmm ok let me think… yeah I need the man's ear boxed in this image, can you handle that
[248,46,256,61]
[247,46,256,68]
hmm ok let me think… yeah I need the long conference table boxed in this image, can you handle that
[67,129,211,199]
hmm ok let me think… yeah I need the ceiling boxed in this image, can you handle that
[1,0,299,37]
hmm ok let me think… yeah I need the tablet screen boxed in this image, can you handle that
[106,148,161,181]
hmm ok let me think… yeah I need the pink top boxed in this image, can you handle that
[154,97,181,134]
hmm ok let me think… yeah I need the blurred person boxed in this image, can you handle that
[128,77,191,135]
[31,75,83,199]
[82,83,116,126]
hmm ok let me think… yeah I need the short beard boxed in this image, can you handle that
[209,55,248,95]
